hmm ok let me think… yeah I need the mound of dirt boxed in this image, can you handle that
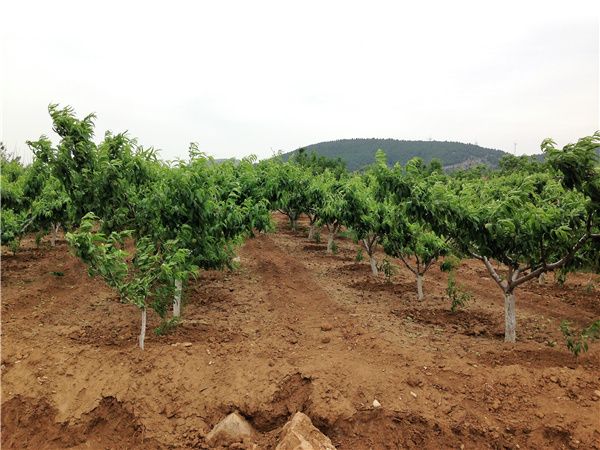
[1,396,160,450]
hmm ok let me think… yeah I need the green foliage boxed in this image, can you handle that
[66,213,198,317]
[498,154,546,174]
[440,255,461,273]
[560,320,600,358]
[341,173,389,260]
[316,175,349,233]
[439,172,589,269]
[290,148,347,178]
[29,176,73,233]
[555,268,568,286]
[29,105,98,221]
[0,149,31,254]
[339,229,358,241]
[154,317,181,336]
[313,230,321,244]
[355,248,364,262]
[1,150,27,211]
[262,160,313,229]
[543,132,600,207]
[373,153,450,297]
[1,208,26,255]
[26,105,160,231]
[136,154,270,272]
[447,272,472,313]
[378,258,397,283]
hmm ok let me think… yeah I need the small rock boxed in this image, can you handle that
[535,412,545,419]
[276,412,336,450]
[320,323,333,332]
[594,390,600,398]
[205,412,256,447]
[549,376,559,383]
[321,337,331,344]
[183,342,192,347]
[410,391,417,399]
[372,399,381,408]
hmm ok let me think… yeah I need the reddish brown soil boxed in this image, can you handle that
[2,213,599,449]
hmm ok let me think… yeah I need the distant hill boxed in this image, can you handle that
[281,138,511,171]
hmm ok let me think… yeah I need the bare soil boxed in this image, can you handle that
[2,214,599,449]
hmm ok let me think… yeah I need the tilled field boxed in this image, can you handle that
[2,214,599,449]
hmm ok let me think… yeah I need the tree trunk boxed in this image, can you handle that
[288,214,298,232]
[504,291,516,343]
[139,308,147,350]
[173,279,183,318]
[308,224,315,240]
[417,274,424,300]
[370,255,378,276]
[51,223,60,247]
[538,272,546,285]
[327,231,335,253]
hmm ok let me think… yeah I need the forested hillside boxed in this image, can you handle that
[282,138,511,170]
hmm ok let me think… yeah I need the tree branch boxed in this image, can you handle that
[470,251,483,261]
[423,256,436,274]
[483,257,507,291]
[510,232,591,289]
[399,255,417,275]
[20,216,35,233]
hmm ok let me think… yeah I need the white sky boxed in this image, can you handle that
[1,1,598,162]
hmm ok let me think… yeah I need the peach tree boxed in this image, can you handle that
[429,158,597,342]
[66,213,197,349]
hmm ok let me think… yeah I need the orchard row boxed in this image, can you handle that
[1,105,598,348]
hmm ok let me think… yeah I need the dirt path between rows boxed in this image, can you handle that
[2,215,600,449]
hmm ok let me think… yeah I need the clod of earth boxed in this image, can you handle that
[320,323,333,331]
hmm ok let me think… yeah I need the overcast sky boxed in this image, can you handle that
[1,1,598,162]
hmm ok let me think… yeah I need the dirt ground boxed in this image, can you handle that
[2,213,599,449]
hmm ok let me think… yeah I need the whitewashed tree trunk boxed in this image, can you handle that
[417,274,424,300]
[369,255,378,276]
[139,308,147,350]
[538,272,546,285]
[173,279,183,318]
[504,291,516,343]
[51,223,60,247]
